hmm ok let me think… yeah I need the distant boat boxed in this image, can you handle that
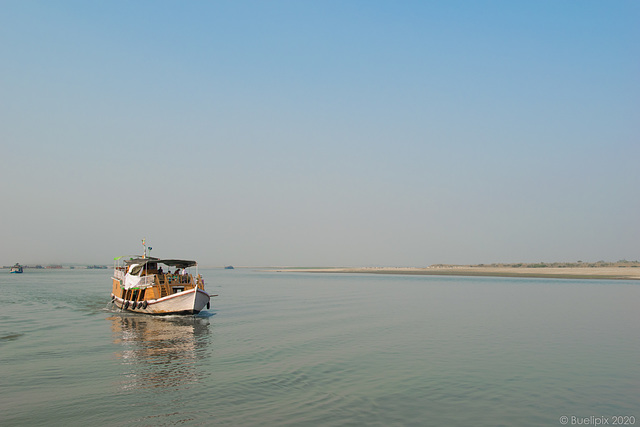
[9,263,23,274]
[224,265,234,270]
[110,240,215,315]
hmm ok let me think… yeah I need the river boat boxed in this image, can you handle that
[110,244,214,315]
[9,263,23,273]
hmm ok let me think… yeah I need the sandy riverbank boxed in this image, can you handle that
[270,266,640,280]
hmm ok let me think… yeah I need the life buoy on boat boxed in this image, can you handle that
[142,301,148,309]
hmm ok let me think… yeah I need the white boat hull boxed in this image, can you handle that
[112,287,210,315]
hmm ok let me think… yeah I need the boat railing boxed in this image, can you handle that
[155,273,193,285]
[139,274,156,287]
[113,269,125,281]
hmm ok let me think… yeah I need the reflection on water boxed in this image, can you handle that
[108,314,212,391]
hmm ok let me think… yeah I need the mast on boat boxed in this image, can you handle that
[142,238,153,273]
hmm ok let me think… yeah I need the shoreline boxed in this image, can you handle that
[269,266,640,280]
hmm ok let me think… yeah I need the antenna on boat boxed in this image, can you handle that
[142,238,147,259]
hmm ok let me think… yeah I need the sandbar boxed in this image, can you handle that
[271,266,640,280]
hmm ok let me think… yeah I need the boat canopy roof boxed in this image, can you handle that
[118,257,197,269]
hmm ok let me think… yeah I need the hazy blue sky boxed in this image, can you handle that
[1,1,638,266]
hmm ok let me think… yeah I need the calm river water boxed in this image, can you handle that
[1,268,638,426]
